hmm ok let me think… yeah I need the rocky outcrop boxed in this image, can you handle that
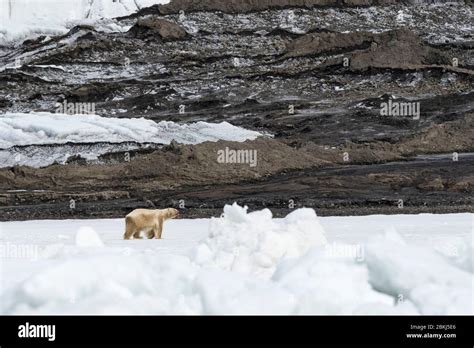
[128,17,188,40]
[285,31,374,58]
[285,29,450,70]
[350,29,450,70]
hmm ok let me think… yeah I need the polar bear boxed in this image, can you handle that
[124,208,179,240]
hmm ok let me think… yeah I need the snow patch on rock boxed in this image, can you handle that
[0,112,262,149]
[0,0,171,44]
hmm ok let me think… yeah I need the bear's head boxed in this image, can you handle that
[164,208,180,220]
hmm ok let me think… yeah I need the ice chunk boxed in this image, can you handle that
[194,203,327,278]
[366,230,474,314]
[75,227,104,248]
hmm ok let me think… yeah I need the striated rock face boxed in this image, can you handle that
[128,16,188,40]
[0,1,472,219]
[157,0,418,14]
[131,0,467,17]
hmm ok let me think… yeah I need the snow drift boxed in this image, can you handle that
[0,204,472,314]
[0,112,262,149]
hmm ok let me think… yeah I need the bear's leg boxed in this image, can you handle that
[146,229,155,239]
[154,217,164,239]
[124,227,135,240]
[133,230,143,239]
[152,227,161,239]
[124,218,136,240]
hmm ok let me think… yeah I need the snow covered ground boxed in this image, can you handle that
[0,204,472,315]
[0,0,170,44]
